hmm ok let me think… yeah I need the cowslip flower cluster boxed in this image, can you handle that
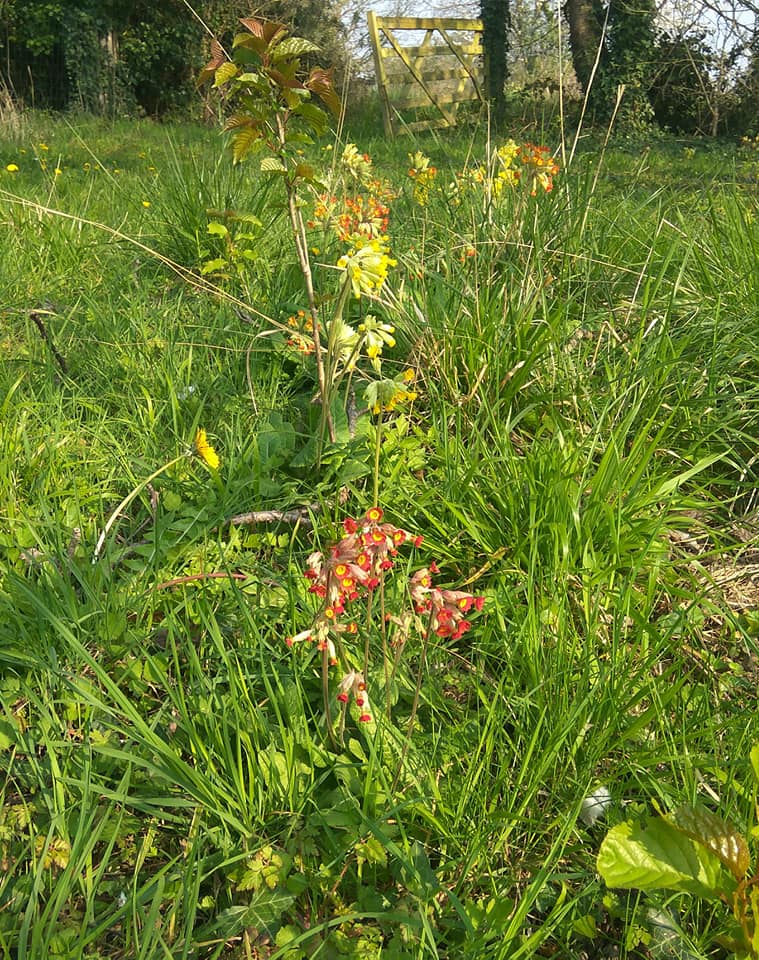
[364,368,417,415]
[408,150,437,206]
[337,670,372,723]
[289,507,423,723]
[287,509,485,727]
[518,142,560,195]
[286,310,316,355]
[337,235,397,299]
[358,315,395,371]
[305,507,422,615]
[449,140,560,202]
[340,143,374,185]
[410,564,485,640]
[310,187,391,241]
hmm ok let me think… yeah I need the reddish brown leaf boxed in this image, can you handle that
[267,66,304,91]
[306,68,340,115]
[198,38,226,86]
[239,18,288,46]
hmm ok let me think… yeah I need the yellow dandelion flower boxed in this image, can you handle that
[39,142,49,151]
[194,429,220,470]
[6,163,18,172]
[142,200,151,208]
[54,167,62,176]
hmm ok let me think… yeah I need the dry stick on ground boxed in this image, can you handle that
[226,488,350,530]
[29,308,68,376]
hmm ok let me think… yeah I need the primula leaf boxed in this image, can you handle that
[597,818,731,901]
[668,804,750,880]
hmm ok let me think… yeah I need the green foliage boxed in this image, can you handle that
[598,750,759,957]
[650,32,716,134]
[1,108,759,958]
[0,0,348,116]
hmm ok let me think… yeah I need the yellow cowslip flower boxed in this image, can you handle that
[341,143,373,184]
[39,142,49,151]
[6,163,18,172]
[54,167,62,176]
[194,428,220,470]
[142,200,151,208]
[364,370,417,416]
[359,315,395,372]
[337,236,396,299]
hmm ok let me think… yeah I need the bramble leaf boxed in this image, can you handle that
[597,817,732,901]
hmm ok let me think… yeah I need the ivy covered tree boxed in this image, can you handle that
[480,0,511,126]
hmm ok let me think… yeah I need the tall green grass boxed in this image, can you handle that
[0,113,757,958]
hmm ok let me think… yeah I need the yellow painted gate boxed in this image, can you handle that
[367,14,484,137]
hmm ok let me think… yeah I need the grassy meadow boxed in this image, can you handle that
[0,107,758,959]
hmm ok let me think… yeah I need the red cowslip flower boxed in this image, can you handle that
[410,567,485,641]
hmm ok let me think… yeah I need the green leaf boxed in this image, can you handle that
[294,101,328,136]
[200,258,228,275]
[206,221,229,238]
[213,61,239,88]
[597,817,731,900]
[232,126,262,164]
[668,805,750,880]
[271,37,320,61]
[196,889,294,939]
[751,744,759,784]
[260,156,287,174]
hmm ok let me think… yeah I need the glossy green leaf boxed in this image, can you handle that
[597,817,731,900]
[271,37,320,60]
[213,61,238,88]
[669,804,750,880]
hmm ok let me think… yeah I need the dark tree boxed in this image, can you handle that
[480,0,511,126]
[563,0,605,94]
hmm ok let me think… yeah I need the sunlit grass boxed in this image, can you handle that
[0,112,757,958]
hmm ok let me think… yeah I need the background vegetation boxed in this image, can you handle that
[0,0,758,135]
[0,75,758,955]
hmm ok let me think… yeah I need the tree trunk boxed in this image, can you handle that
[480,0,510,126]
[563,0,604,94]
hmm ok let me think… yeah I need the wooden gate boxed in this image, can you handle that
[367,14,484,138]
